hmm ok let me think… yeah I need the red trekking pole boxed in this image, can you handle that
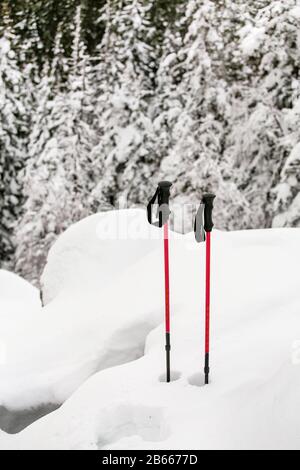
[194,194,216,384]
[147,181,172,382]
[203,194,216,385]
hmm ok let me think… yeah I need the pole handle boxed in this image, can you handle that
[147,181,172,228]
[203,193,216,233]
[158,181,172,206]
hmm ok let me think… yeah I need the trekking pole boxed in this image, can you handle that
[203,194,216,385]
[147,181,173,382]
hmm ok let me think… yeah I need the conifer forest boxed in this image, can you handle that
[1,0,300,285]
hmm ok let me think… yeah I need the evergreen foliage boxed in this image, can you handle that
[1,0,300,284]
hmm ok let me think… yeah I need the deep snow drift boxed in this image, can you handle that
[0,210,300,450]
[0,269,40,317]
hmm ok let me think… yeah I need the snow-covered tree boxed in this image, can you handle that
[272,142,300,227]
[2,0,300,284]
[15,7,97,285]
[155,0,250,230]
[229,0,300,228]
[14,29,68,284]
[153,0,187,168]
[90,0,158,209]
[0,13,27,265]
[57,6,98,199]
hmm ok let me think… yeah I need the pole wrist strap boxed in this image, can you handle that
[194,203,206,243]
[147,188,171,228]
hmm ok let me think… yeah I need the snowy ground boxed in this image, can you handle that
[0,209,300,450]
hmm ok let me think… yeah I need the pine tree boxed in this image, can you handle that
[229,0,300,228]
[4,0,300,285]
[272,142,300,227]
[57,5,97,201]
[156,0,249,230]
[90,0,158,210]
[0,11,27,266]
[14,29,68,284]
[153,0,187,170]
[15,7,96,285]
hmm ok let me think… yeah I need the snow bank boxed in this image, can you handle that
[41,209,163,304]
[0,210,170,410]
[0,270,40,325]
[0,270,39,307]
[0,210,299,449]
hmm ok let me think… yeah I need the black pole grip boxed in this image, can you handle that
[158,181,172,206]
[158,181,172,228]
[203,193,216,233]
[147,182,172,228]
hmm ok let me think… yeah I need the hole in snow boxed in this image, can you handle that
[158,370,181,383]
[188,373,206,387]
[0,403,60,434]
[97,405,170,449]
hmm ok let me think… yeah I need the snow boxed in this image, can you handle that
[0,270,39,306]
[273,192,300,227]
[0,37,10,55]
[0,270,40,320]
[41,209,163,304]
[284,142,300,173]
[161,53,177,69]
[240,26,266,56]
[0,211,167,411]
[290,6,300,19]
[0,210,300,449]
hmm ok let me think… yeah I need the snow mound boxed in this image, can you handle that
[0,210,169,412]
[0,270,39,306]
[41,209,162,305]
[0,210,299,449]
[0,270,40,319]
